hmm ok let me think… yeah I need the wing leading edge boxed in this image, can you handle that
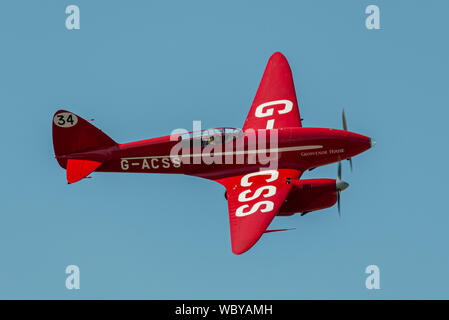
[216,169,301,254]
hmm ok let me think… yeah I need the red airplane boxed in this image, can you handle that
[52,52,374,255]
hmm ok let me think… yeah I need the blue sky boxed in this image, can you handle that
[0,0,448,299]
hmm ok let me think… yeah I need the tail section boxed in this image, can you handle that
[52,110,117,182]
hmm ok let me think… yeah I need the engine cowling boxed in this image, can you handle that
[277,179,337,216]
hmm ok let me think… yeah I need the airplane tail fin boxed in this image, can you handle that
[52,110,117,183]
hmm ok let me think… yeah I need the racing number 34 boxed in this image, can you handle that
[53,112,78,128]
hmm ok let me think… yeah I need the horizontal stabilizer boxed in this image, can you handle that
[67,159,102,184]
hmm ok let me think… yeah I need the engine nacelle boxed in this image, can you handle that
[277,179,337,216]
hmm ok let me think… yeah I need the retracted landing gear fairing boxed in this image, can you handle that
[52,52,375,254]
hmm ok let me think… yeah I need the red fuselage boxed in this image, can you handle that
[86,127,372,178]
[57,126,372,215]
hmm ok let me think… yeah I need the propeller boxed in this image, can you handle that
[336,161,349,217]
[342,108,353,171]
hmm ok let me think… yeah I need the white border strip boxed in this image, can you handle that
[120,145,323,160]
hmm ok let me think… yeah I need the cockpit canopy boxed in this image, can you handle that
[180,127,243,147]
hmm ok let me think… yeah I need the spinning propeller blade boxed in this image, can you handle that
[342,108,353,171]
[336,161,349,217]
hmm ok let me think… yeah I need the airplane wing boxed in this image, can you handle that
[215,168,301,254]
[243,52,302,130]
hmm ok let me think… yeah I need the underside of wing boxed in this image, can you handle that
[243,52,302,131]
[216,169,302,254]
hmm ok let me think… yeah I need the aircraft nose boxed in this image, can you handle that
[336,180,349,191]
[370,138,376,148]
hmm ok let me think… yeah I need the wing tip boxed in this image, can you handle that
[268,51,288,63]
[232,248,247,255]
[231,240,257,255]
